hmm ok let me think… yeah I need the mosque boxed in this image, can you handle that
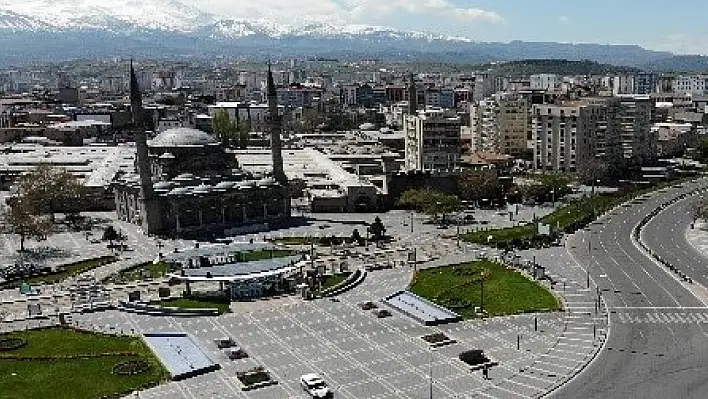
[113,62,290,238]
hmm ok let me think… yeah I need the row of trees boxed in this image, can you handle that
[1,166,85,251]
[457,171,572,206]
[212,109,251,148]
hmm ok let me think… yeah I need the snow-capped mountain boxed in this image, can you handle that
[0,0,214,33]
[0,0,685,69]
[0,0,472,42]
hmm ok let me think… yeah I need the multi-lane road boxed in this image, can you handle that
[552,179,708,399]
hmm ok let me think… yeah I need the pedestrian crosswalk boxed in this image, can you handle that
[616,311,708,324]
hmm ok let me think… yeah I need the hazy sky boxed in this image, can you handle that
[191,0,708,54]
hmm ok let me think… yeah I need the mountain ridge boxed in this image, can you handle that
[0,0,706,71]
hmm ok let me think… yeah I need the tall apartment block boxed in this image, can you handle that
[404,109,461,171]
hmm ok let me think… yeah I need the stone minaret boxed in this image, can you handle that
[130,60,161,235]
[408,73,417,115]
[267,63,287,184]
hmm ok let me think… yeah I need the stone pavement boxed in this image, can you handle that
[51,240,605,399]
[0,206,605,399]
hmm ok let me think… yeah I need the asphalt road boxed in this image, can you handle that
[551,179,708,399]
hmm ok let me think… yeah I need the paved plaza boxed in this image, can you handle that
[0,204,608,399]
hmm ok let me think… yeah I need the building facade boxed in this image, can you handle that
[532,103,599,173]
[404,109,461,171]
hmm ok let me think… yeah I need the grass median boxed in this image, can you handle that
[409,260,561,318]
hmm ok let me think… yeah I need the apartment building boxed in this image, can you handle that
[498,95,530,158]
[532,102,600,173]
[672,75,707,95]
[530,74,559,91]
[404,109,461,171]
[469,98,499,153]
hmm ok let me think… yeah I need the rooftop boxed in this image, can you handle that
[150,127,220,148]
[143,332,220,381]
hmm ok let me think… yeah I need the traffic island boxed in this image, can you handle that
[459,349,499,372]
[421,332,457,348]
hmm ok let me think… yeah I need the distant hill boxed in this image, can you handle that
[476,59,640,76]
[639,55,708,73]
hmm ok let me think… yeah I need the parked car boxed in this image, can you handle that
[214,337,235,349]
[358,301,378,310]
[226,347,248,360]
[373,309,392,318]
[300,373,332,398]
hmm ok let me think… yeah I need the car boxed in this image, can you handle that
[214,337,235,349]
[358,301,378,310]
[226,347,248,360]
[300,373,332,398]
[373,309,392,318]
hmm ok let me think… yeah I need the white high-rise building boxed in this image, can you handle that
[404,109,461,171]
[530,74,559,91]
[470,98,499,153]
[532,102,600,173]
[672,75,707,95]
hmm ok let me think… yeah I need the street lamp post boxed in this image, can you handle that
[456,216,461,248]
[410,210,414,233]
[587,239,592,289]
[429,347,434,399]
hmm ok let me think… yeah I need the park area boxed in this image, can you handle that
[0,327,167,399]
[409,260,561,318]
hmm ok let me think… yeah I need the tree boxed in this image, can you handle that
[458,171,504,204]
[237,119,251,149]
[1,201,51,252]
[102,226,119,242]
[693,197,708,222]
[398,188,461,222]
[351,229,363,245]
[367,217,387,241]
[287,178,307,198]
[301,108,320,133]
[16,165,85,220]
[212,109,238,147]
[695,138,708,163]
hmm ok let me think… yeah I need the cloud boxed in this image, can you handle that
[193,0,502,25]
[559,15,569,23]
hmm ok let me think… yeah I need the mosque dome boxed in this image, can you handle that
[150,127,219,148]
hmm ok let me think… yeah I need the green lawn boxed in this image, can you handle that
[409,260,562,318]
[0,328,168,399]
[318,272,352,293]
[1,256,118,288]
[108,261,171,283]
[157,297,231,314]
[241,249,295,262]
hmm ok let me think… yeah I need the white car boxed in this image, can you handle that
[300,373,332,398]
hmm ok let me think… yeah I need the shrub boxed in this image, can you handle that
[113,359,151,376]
[0,337,27,351]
